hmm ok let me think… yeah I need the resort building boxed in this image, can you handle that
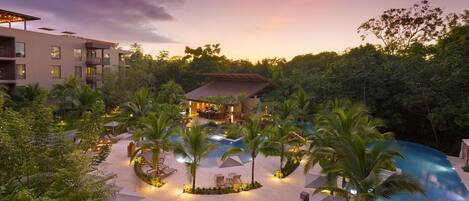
[0,9,129,90]
[185,73,275,123]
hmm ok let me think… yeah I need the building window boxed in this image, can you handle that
[86,66,95,78]
[74,48,82,61]
[15,42,25,57]
[118,53,125,63]
[75,66,82,78]
[51,65,61,79]
[16,64,26,79]
[51,46,61,59]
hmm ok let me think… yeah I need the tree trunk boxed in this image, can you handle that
[251,156,255,185]
[192,164,197,191]
[425,102,439,145]
[280,144,285,173]
[153,148,161,177]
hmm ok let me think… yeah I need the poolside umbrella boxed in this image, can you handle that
[104,121,119,135]
[218,156,243,168]
[304,174,336,188]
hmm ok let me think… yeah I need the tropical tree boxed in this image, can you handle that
[72,85,102,117]
[358,0,450,54]
[222,117,270,185]
[50,77,82,118]
[123,87,154,126]
[131,113,174,181]
[157,80,185,104]
[11,83,47,108]
[78,100,105,152]
[173,124,217,191]
[314,139,424,201]
[266,120,304,174]
[291,88,311,123]
[304,100,393,183]
[0,85,9,108]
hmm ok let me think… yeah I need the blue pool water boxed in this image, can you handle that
[171,135,251,167]
[171,134,469,200]
[386,141,469,201]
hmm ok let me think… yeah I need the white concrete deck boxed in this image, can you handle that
[99,139,321,201]
[448,156,469,191]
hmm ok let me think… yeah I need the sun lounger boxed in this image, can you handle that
[149,167,177,179]
[215,174,225,187]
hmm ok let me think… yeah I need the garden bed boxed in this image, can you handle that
[183,182,262,194]
[133,156,165,187]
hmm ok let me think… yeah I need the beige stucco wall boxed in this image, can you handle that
[0,27,126,89]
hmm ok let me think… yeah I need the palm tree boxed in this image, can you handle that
[304,99,422,200]
[173,124,217,191]
[131,113,173,180]
[12,83,47,107]
[222,117,269,185]
[291,88,311,123]
[123,87,153,125]
[305,100,392,168]
[314,139,424,201]
[267,120,304,174]
[72,85,102,117]
[304,101,392,174]
[50,77,82,117]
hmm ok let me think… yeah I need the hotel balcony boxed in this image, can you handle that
[0,60,16,83]
[0,36,15,58]
[86,57,110,65]
[85,74,102,82]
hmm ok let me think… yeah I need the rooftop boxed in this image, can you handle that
[0,9,40,23]
[185,73,275,102]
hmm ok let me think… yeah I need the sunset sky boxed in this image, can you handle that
[2,0,468,61]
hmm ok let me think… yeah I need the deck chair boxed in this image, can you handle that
[157,167,177,179]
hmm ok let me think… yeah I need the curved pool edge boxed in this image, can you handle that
[390,140,469,201]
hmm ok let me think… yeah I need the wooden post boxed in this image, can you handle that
[466,147,469,166]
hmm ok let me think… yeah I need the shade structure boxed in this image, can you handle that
[185,73,275,103]
[304,174,337,188]
[104,121,120,127]
[218,156,244,168]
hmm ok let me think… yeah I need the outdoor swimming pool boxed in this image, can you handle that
[171,135,251,168]
[172,132,469,200]
[387,141,469,201]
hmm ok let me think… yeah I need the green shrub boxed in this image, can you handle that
[183,182,262,195]
[280,151,305,178]
[92,144,111,166]
[225,124,242,140]
[463,165,469,172]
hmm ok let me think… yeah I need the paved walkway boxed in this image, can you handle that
[448,156,469,191]
[99,139,320,201]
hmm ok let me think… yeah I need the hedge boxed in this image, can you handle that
[183,182,262,194]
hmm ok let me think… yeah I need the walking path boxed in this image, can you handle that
[99,139,319,201]
[448,156,469,191]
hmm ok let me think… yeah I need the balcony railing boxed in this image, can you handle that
[85,74,103,81]
[86,57,110,65]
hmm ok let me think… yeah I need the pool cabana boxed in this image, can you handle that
[185,73,275,123]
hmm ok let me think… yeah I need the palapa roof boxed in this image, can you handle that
[185,73,275,102]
